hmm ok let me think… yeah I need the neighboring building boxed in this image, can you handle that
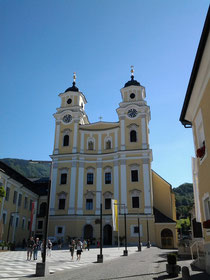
[0,161,39,244]
[49,70,177,248]
[180,7,210,274]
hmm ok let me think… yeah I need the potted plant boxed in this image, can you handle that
[3,241,8,250]
[0,242,3,250]
[166,253,181,277]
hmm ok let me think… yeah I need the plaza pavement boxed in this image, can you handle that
[0,246,209,280]
[0,246,142,280]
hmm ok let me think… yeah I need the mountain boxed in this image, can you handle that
[173,183,194,218]
[0,158,51,179]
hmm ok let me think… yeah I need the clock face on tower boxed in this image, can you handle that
[62,114,72,123]
[127,108,137,118]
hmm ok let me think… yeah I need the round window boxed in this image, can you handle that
[67,98,72,104]
[130,93,135,99]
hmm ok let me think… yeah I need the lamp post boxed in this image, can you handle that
[88,190,103,263]
[114,203,128,256]
[35,161,52,276]
[137,216,141,251]
[146,215,150,248]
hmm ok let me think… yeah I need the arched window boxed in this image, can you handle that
[88,141,94,150]
[63,135,69,146]
[39,202,47,216]
[106,140,111,149]
[130,130,137,142]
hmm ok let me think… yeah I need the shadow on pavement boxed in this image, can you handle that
[99,271,166,280]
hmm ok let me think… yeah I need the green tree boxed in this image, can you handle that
[0,185,6,202]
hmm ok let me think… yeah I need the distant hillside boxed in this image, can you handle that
[1,158,51,179]
[173,183,194,218]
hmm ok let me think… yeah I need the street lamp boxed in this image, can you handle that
[114,203,128,256]
[146,215,151,248]
[137,216,141,251]
[36,161,52,276]
[87,190,103,263]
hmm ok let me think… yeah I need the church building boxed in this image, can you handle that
[49,68,177,248]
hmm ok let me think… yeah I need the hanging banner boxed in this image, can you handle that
[112,199,118,231]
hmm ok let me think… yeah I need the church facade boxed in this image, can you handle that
[49,70,177,248]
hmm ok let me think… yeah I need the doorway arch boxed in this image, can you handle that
[84,224,93,240]
[161,228,174,249]
[103,224,112,245]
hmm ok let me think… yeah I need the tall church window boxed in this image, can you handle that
[106,140,111,149]
[132,197,139,208]
[87,173,94,184]
[130,130,137,142]
[60,173,67,184]
[131,170,138,182]
[59,198,66,209]
[105,198,111,209]
[63,135,69,146]
[58,192,67,210]
[105,172,111,184]
[86,199,93,210]
[130,189,141,209]
[88,141,94,150]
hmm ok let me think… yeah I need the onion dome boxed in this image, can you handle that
[124,66,140,88]
[65,72,79,92]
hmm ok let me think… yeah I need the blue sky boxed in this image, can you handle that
[0,0,209,188]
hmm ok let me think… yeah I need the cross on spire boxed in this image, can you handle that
[73,72,76,83]
[131,65,134,79]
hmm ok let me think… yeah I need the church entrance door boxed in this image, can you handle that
[161,228,173,248]
[103,224,112,245]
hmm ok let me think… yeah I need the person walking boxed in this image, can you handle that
[83,239,87,251]
[33,237,40,260]
[47,239,52,257]
[26,236,34,261]
[87,239,90,251]
[76,239,82,261]
[69,239,76,261]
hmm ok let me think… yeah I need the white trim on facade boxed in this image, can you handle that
[143,163,152,214]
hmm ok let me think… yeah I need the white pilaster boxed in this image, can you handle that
[120,158,127,208]
[49,162,58,215]
[114,159,119,202]
[72,121,79,153]
[143,162,152,214]
[120,117,125,150]
[54,121,61,154]
[77,161,84,214]
[95,159,102,215]
[141,117,147,149]
[68,160,77,214]
[114,129,118,151]
[80,132,84,153]
[98,134,102,154]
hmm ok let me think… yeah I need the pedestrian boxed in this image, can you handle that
[87,239,90,251]
[33,237,40,260]
[83,239,87,251]
[76,239,82,261]
[26,236,34,261]
[22,238,26,249]
[47,239,52,257]
[57,238,62,249]
[69,239,76,261]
